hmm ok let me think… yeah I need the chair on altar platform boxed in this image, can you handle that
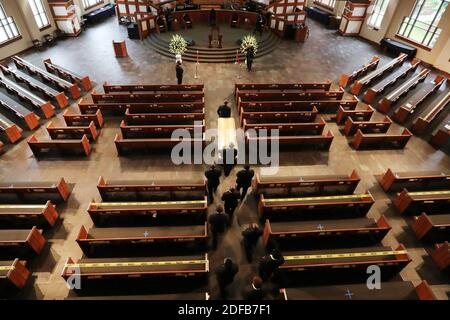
[157,16,167,33]
[183,14,193,29]
[230,13,239,28]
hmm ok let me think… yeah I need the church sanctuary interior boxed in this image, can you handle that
[1,0,450,302]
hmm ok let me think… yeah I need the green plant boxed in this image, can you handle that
[168,34,188,55]
[240,34,258,54]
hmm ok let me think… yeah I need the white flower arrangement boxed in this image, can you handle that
[240,34,258,54]
[169,34,188,55]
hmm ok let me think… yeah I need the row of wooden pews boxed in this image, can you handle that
[235,81,355,151]
[62,177,210,297]
[411,90,450,135]
[0,178,71,297]
[0,57,92,152]
[379,168,450,274]
[251,170,432,299]
[27,111,103,158]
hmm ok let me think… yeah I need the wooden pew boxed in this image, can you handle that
[378,68,430,113]
[0,259,30,293]
[0,115,22,143]
[234,81,332,96]
[393,75,446,124]
[124,109,205,125]
[363,58,421,103]
[0,227,46,258]
[379,168,450,192]
[339,56,380,88]
[243,117,326,136]
[120,120,204,139]
[12,56,80,99]
[432,241,450,272]
[240,108,318,126]
[393,189,450,215]
[87,198,207,227]
[258,193,375,221]
[76,223,208,257]
[1,65,69,109]
[343,116,392,136]
[237,90,345,102]
[252,170,361,197]
[103,82,204,93]
[0,202,58,229]
[335,105,374,125]
[238,98,359,114]
[411,213,450,242]
[61,254,209,293]
[245,130,334,151]
[43,58,92,91]
[78,98,205,114]
[263,216,391,249]
[411,90,450,134]
[280,281,436,300]
[351,53,408,95]
[352,129,412,150]
[27,134,91,157]
[97,176,206,201]
[47,121,98,141]
[430,122,450,149]
[0,178,70,203]
[63,109,104,128]
[114,133,205,156]
[0,92,40,130]
[91,90,204,103]
[279,245,410,285]
[0,74,55,119]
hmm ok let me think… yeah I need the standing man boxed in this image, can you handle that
[215,258,239,299]
[176,60,183,85]
[258,249,285,281]
[205,164,222,204]
[222,143,238,177]
[208,205,229,250]
[245,47,254,72]
[242,223,263,262]
[236,164,255,200]
[217,101,231,118]
[242,276,264,300]
[221,186,240,225]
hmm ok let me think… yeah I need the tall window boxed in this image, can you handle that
[397,0,449,48]
[315,0,336,9]
[367,0,390,29]
[82,0,103,9]
[0,2,20,45]
[28,0,50,29]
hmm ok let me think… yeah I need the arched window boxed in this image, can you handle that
[82,0,103,10]
[315,0,336,9]
[28,0,50,29]
[397,0,449,48]
[367,0,390,29]
[0,2,20,45]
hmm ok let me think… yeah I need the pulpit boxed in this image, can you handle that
[208,26,222,48]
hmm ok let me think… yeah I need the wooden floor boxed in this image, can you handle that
[0,17,449,300]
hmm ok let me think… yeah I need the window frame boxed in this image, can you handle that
[314,0,337,10]
[396,0,449,50]
[82,0,104,10]
[28,0,51,30]
[0,2,21,47]
[367,0,390,30]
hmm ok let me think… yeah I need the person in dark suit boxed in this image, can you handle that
[208,205,229,249]
[221,186,240,225]
[242,276,264,300]
[254,12,265,36]
[242,223,263,262]
[204,164,222,204]
[217,101,231,118]
[215,258,239,299]
[245,47,254,72]
[258,249,285,281]
[176,61,183,85]
[236,164,255,200]
[221,143,238,177]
